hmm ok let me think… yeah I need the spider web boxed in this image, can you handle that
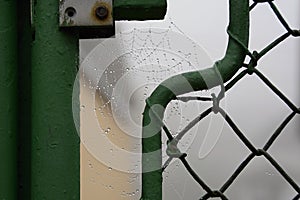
[77,19,232,199]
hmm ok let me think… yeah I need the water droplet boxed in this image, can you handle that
[121,191,126,196]
[265,171,275,176]
[108,167,112,171]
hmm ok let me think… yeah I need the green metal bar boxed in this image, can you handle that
[114,0,167,20]
[31,0,80,199]
[141,0,250,199]
[0,0,18,199]
[17,0,32,199]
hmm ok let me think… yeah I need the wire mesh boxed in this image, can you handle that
[159,1,300,199]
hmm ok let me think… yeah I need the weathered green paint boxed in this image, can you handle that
[142,0,250,199]
[0,0,18,199]
[17,0,32,199]
[114,0,167,20]
[31,0,80,199]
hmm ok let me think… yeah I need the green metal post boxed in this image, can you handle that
[31,0,80,199]
[28,0,167,198]
[0,0,167,198]
[115,0,167,20]
[0,0,18,199]
[142,0,249,199]
[17,0,32,199]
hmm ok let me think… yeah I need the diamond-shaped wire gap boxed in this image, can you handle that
[266,115,300,190]
[267,1,299,35]
[253,68,298,112]
[252,36,300,107]
[272,0,300,29]
[262,111,297,152]
[249,1,288,51]
[224,74,291,147]
[225,156,297,200]
[182,114,250,190]
[163,159,205,200]
[261,150,300,194]
[193,119,249,184]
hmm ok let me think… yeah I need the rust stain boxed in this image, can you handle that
[91,1,113,25]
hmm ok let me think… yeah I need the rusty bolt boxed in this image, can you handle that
[95,6,109,20]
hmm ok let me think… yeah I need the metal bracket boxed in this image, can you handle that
[59,0,115,38]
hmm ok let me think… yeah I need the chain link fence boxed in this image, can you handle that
[142,0,299,199]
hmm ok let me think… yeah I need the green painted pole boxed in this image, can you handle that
[0,0,18,199]
[115,0,167,20]
[31,0,80,199]
[142,0,249,199]
[17,0,32,199]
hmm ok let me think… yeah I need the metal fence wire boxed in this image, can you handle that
[141,0,300,199]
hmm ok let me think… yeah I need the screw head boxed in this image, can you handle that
[95,6,109,20]
[65,7,76,18]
